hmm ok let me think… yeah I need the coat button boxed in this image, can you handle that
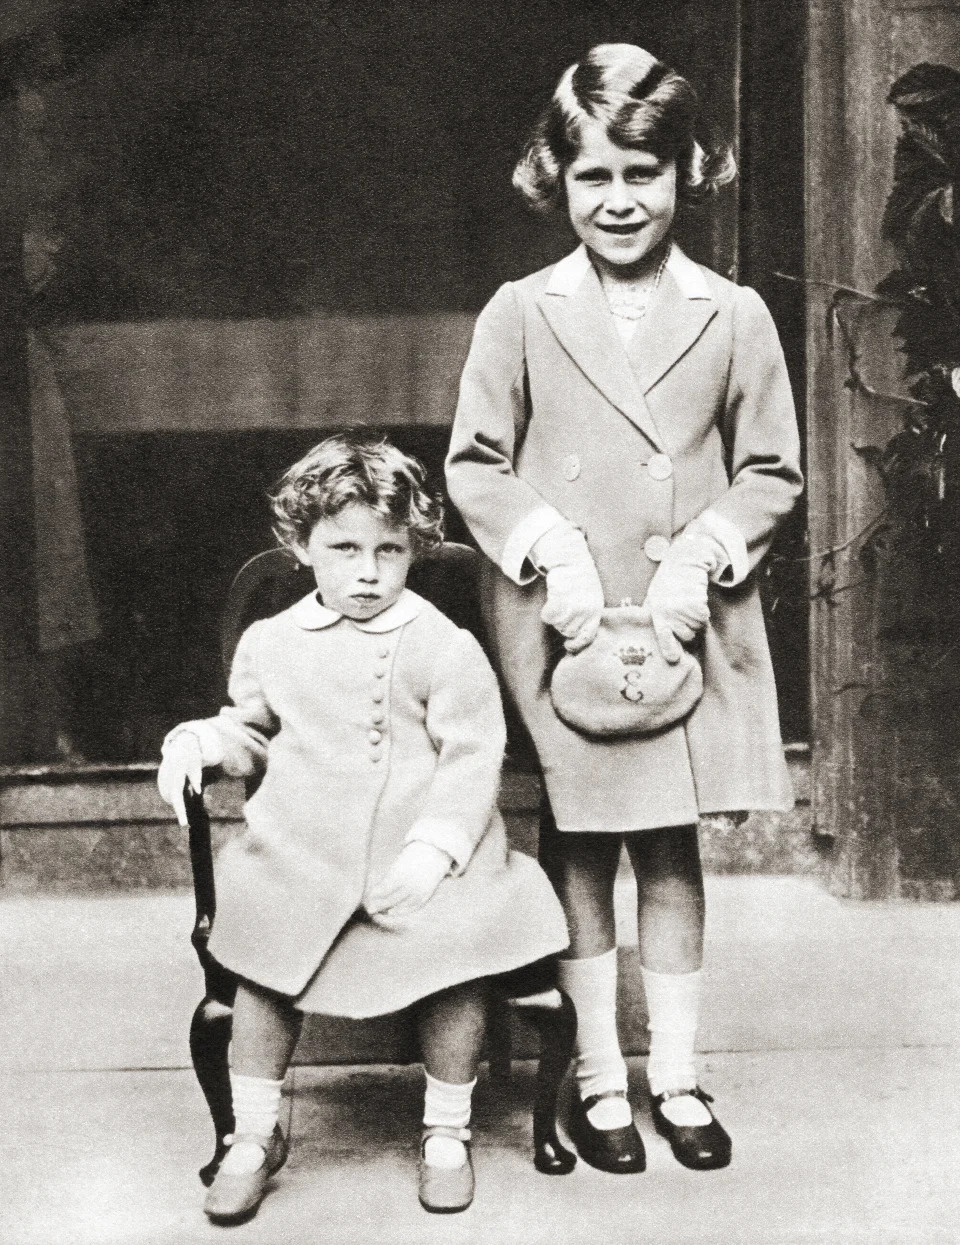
[374,667,386,678]
[368,729,383,743]
[372,690,385,703]
[644,534,671,562]
[562,454,581,482]
[371,711,385,725]
[370,751,382,763]
[647,453,673,481]
[377,646,390,659]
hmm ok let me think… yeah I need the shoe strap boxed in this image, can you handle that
[581,1088,629,1112]
[658,1086,714,1105]
[422,1125,471,1143]
[223,1131,274,1149]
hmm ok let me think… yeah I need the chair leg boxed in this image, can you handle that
[510,989,578,1175]
[487,995,514,1081]
[189,997,234,1185]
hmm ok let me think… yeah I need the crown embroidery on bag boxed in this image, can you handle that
[617,643,651,702]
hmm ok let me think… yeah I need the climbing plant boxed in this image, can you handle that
[873,62,960,551]
[763,63,960,725]
[785,63,960,620]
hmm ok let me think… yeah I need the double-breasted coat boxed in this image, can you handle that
[445,243,803,834]
[174,589,569,1017]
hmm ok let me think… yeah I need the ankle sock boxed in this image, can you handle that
[222,1073,283,1174]
[641,966,711,1126]
[557,949,632,1129]
[422,1073,475,1168]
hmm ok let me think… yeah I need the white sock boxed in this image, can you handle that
[641,966,711,1126]
[222,1073,283,1174]
[422,1072,475,1169]
[557,950,632,1129]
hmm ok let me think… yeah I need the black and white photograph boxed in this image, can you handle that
[1,1,958,1241]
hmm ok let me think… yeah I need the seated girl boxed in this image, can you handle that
[158,433,569,1223]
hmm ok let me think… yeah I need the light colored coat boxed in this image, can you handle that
[445,244,803,833]
[194,589,568,1016]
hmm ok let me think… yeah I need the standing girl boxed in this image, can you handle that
[158,435,568,1221]
[446,43,802,1173]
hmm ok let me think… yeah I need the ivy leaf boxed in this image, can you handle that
[939,183,954,224]
[859,61,960,573]
[851,443,886,472]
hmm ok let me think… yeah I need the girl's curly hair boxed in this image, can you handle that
[513,43,736,213]
[269,434,444,556]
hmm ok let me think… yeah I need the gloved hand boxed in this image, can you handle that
[530,522,605,654]
[157,731,205,826]
[638,531,726,664]
[365,841,453,924]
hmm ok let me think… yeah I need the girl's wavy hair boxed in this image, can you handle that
[513,43,736,212]
[269,434,444,556]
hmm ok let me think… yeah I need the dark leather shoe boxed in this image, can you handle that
[651,1087,732,1170]
[568,1091,646,1174]
[203,1124,289,1223]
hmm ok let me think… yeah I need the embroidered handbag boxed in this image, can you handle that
[549,604,703,738]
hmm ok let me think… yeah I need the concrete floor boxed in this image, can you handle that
[3,876,960,1244]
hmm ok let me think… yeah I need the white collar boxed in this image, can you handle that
[290,587,424,632]
[544,241,712,301]
[544,244,593,296]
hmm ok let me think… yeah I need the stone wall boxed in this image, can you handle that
[0,747,818,894]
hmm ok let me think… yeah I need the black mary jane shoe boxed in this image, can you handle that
[567,1090,646,1174]
[651,1087,732,1171]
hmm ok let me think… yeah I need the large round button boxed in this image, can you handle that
[647,453,673,481]
[374,667,386,679]
[371,711,385,726]
[368,729,383,744]
[370,751,382,763]
[372,690,385,704]
[377,646,390,659]
[644,534,671,562]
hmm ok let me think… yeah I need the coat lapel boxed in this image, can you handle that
[536,246,665,451]
[627,246,718,394]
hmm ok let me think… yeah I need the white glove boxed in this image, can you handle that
[638,532,725,663]
[157,731,205,826]
[365,841,452,924]
[530,522,605,654]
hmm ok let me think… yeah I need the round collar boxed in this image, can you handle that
[290,587,424,633]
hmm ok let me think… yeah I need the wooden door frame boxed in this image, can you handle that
[805,0,960,899]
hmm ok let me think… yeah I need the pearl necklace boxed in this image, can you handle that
[600,249,669,321]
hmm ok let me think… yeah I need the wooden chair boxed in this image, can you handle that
[184,542,577,1185]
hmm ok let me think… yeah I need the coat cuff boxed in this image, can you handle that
[501,506,567,586]
[404,818,474,876]
[162,720,226,768]
[687,508,750,586]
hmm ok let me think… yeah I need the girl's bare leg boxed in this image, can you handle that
[215,982,303,1178]
[542,831,635,1129]
[540,830,623,958]
[624,825,704,973]
[415,981,488,1176]
[416,979,488,1083]
[231,980,303,1079]
[625,826,714,1128]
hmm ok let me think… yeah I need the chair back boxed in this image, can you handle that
[220,541,483,674]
